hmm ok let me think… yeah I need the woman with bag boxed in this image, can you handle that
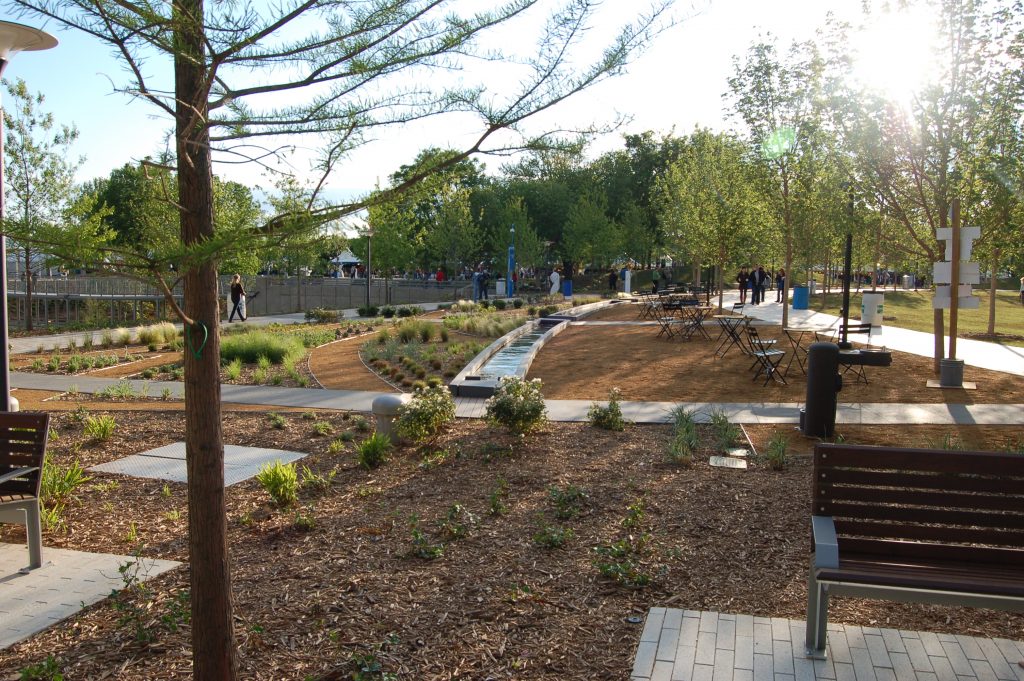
[228,274,247,322]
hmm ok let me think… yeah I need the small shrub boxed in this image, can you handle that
[328,439,346,454]
[312,420,334,436]
[488,478,509,516]
[300,465,337,495]
[41,459,92,505]
[351,415,371,432]
[396,306,414,317]
[587,387,627,431]
[17,654,63,681]
[84,414,117,440]
[493,298,507,310]
[224,358,242,381]
[221,331,305,365]
[267,412,288,429]
[304,307,340,323]
[357,433,392,470]
[533,523,573,549]
[485,377,547,435]
[512,298,524,309]
[357,305,379,317]
[549,484,587,520]
[255,460,298,508]
[409,514,443,560]
[100,329,115,348]
[293,507,317,531]
[394,384,456,443]
[439,327,450,342]
[380,305,396,318]
[439,503,476,540]
[708,408,740,451]
[765,433,788,470]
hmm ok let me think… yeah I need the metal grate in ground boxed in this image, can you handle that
[89,442,307,486]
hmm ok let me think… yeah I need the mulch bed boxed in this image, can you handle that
[1,410,1021,679]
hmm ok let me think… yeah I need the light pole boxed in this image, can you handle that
[507,224,515,298]
[364,228,372,309]
[0,22,58,412]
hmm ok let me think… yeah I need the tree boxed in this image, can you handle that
[727,39,826,328]
[10,0,675,676]
[656,129,763,309]
[2,77,81,330]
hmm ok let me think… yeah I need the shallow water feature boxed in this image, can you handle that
[475,326,548,379]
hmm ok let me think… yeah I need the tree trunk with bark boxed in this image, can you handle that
[174,0,237,676]
[24,250,33,332]
[987,247,999,335]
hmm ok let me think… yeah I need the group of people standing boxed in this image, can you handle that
[736,266,785,305]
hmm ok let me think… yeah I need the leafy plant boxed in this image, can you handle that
[765,433,788,470]
[83,414,117,440]
[439,503,476,539]
[667,407,698,466]
[351,415,371,432]
[708,408,740,451]
[357,433,392,470]
[533,523,573,549]
[622,498,645,530]
[300,465,336,495]
[587,387,627,431]
[312,420,334,436]
[255,460,299,507]
[41,459,92,505]
[488,478,509,516]
[293,506,317,531]
[267,412,288,429]
[18,654,63,681]
[224,357,242,381]
[548,484,587,520]
[408,514,443,560]
[485,376,547,435]
[394,384,456,442]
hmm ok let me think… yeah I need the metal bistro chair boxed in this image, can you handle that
[745,327,787,386]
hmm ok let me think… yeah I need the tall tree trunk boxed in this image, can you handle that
[174,0,237,676]
[986,247,999,335]
[24,249,32,332]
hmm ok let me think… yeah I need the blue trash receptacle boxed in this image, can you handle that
[562,280,573,298]
[792,284,809,310]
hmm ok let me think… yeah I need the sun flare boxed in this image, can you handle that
[849,6,941,108]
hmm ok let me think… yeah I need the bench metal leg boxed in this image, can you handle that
[805,567,829,659]
[26,501,43,569]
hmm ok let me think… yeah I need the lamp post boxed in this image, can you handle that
[507,224,515,298]
[0,22,58,412]
[364,228,372,309]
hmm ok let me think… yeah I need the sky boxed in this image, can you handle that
[2,0,895,203]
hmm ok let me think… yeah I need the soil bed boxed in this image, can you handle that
[0,410,1020,680]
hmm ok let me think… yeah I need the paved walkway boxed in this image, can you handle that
[632,609,1024,681]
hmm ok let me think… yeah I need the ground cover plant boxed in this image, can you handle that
[1,410,1020,680]
[360,320,486,387]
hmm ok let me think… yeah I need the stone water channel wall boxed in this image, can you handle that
[7,275,473,327]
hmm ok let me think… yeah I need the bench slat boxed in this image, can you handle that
[817,468,1023,495]
[818,484,1024,512]
[836,521,1024,549]
[838,536,1024,564]
[818,501,1024,530]
[815,444,1022,476]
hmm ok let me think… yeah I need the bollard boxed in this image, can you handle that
[803,342,841,438]
[371,393,412,443]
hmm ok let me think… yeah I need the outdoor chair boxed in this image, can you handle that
[816,322,886,384]
[745,327,786,386]
[0,412,50,571]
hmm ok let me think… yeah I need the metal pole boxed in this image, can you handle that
[365,232,371,309]
[507,224,515,298]
[948,198,960,360]
[840,233,853,349]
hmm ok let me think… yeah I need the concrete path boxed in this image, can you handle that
[631,608,1024,681]
[0,544,180,650]
[726,290,1024,377]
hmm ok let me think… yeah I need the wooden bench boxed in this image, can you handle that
[805,443,1024,659]
[0,412,51,571]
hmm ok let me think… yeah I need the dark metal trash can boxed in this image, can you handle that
[802,342,841,438]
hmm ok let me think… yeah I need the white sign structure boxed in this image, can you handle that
[933,225,980,310]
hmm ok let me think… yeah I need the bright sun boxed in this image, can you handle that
[849,6,941,109]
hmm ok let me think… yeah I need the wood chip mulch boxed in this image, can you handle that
[1,410,1021,680]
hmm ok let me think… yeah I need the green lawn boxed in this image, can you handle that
[807,289,1024,346]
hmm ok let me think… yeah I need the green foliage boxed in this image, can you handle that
[304,307,339,323]
[439,503,476,539]
[764,433,788,470]
[41,459,92,505]
[667,407,698,466]
[267,412,288,429]
[394,384,456,442]
[83,414,117,440]
[935,433,965,451]
[488,478,509,516]
[96,381,137,399]
[622,498,645,530]
[485,376,547,435]
[311,420,334,436]
[708,408,740,451]
[293,506,317,531]
[300,465,337,495]
[533,523,573,549]
[18,654,63,681]
[351,415,371,432]
[224,357,242,381]
[358,305,380,318]
[255,460,299,508]
[220,331,306,365]
[548,484,587,520]
[357,433,392,470]
[408,513,443,560]
[587,387,627,431]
